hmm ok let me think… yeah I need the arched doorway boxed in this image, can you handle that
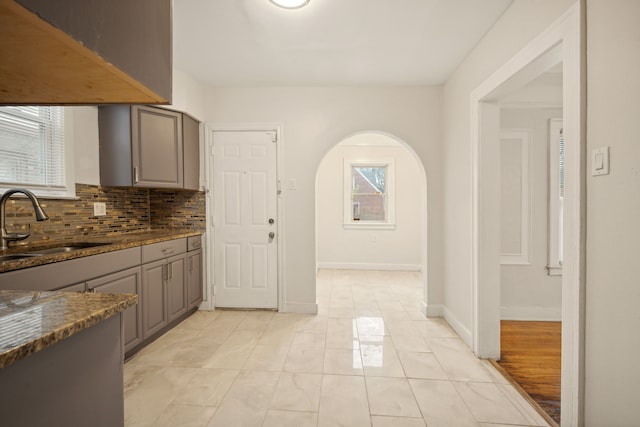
[315,131,428,313]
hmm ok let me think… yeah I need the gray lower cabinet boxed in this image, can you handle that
[88,267,143,353]
[167,254,187,322]
[187,249,203,309]
[59,282,87,293]
[142,259,168,339]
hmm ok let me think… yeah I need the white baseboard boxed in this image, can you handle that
[443,306,473,346]
[500,306,562,321]
[424,303,444,317]
[317,262,422,271]
[281,301,319,314]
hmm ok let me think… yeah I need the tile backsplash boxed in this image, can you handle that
[2,184,205,246]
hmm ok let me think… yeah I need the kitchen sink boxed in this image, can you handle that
[26,242,111,255]
[0,253,42,262]
[0,242,111,262]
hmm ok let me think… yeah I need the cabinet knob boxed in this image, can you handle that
[268,232,275,239]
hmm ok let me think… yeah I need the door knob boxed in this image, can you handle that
[268,232,275,239]
[268,218,275,225]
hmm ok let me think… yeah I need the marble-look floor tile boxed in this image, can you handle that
[270,372,322,412]
[397,351,448,380]
[497,383,550,426]
[152,403,216,427]
[296,315,329,334]
[391,332,431,353]
[409,379,478,427]
[428,337,492,382]
[360,337,405,378]
[371,415,426,427]
[326,318,359,349]
[291,331,326,348]
[173,368,238,406]
[356,316,388,336]
[243,344,290,372]
[318,375,371,427]
[323,348,363,375]
[262,410,318,427]
[414,318,456,338]
[284,343,325,374]
[366,377,421,417]
[206,370,279,427]
[454,381,529,425]
[125,366,200,427]
[203,330,260,369]
[124,270,548,427]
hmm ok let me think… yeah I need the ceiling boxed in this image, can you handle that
[172,0,513,87]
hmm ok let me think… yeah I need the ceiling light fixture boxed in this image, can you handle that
[268,0,310,9]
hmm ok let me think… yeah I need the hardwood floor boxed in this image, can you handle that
[496,320,561,425]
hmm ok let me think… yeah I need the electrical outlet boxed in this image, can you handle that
[93,202,106,216]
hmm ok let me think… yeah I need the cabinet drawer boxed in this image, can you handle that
[0,247,141,292]
[142,238,186,264]
[187,235,202,251]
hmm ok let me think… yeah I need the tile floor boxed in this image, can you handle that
[124,270,550,427]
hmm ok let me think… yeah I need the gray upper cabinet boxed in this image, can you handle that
[132,105,184,188]
[183,114,201,191]
[99,105,200,189]
[2,0,172,104]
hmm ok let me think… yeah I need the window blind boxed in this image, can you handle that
[0,106,65,189]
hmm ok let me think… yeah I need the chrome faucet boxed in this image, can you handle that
[0,189,49,250]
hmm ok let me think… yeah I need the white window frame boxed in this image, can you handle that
[499,130,531,265]
[0,106,75,199]
[548,118,563,275]
[343,157,395,230]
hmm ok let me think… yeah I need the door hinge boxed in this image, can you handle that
[270,131,278,143]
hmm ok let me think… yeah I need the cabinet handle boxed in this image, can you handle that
[163,264,168,281]
[168,262,173,279]
[162,248,174,255]
[133,167,139,184]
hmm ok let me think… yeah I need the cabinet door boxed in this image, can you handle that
[88,267,143,353]
[58,283,86,293]
[142,259,168,338]
[132,105,183,188]
[167,254,187,322]
[187,250,203,309]
[183,114,200,190]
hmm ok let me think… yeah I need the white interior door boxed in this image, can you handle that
[213,130,278,308]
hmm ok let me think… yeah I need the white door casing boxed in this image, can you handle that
[212,130,278,308]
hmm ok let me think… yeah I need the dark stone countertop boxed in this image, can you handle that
[0,229,203,274]
[0,290,137,369]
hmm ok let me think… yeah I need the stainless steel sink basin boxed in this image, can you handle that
[26,242,110,255]
[0,253,42,262]
[0,242,111,262]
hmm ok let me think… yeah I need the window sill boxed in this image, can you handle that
[344,223,396,230]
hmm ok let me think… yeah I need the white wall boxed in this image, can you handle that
[585,0,640,424]
[171,68,207,121]
[441,0,576,341]
[317,137,424,270]
[205,86,442,310]
[71,106,100,185]
[500,108,562,320]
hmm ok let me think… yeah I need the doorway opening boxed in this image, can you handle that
[315,131,428,314]
[470,5,584,426]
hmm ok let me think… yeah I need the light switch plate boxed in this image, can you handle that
[591,146,609,176]
[93,202,106,216]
